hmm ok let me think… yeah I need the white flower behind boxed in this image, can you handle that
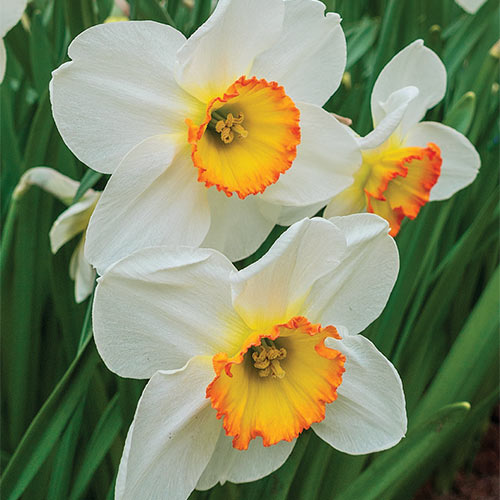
[15,167,99,302]
[325,40,480,236]
[0,0,28,81]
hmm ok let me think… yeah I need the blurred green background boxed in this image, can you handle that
[1,0,499,499]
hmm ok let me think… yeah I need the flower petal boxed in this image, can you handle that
[403,121,480,201]
[196,429,295,490]
[201,187,279,263]
[69,236,96,303]
[93,246,249,378]
[115,357,221,500]
[0,0,27,36]
[263,199,327,227]
[371,40,446,134]
[50,21,200,174]
[303,214,398,335]
[175,0,284,103]
[0,39,6,83]
[251,0,345,106]
[260,103,361,206]
[49,191,99,253]
[455,0,487,14]
[323,184,367,219]
[312,333,406,454]
[14,167,81,205]
[231,218,347,331]
[358,86,419,150]
[84,138,210,275]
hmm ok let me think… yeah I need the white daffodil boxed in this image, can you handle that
[324,40,480,236]
[455,0,487,14]
[50,0,362,274]
[0,0,28,81]
[14,167,99,302]
[93,214,407,500]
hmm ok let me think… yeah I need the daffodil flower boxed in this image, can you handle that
[50,0,361,274]
[15,167,99,302]
[0,0,27,81]
[93,214,407,500]
[324,40,480,236]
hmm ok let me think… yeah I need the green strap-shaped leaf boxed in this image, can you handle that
[0,335,99,500]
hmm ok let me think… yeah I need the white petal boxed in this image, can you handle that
[455,0,487,14]
[115,357,221,500]
[14,167,82,205]
[359,86,419,150]
[312,333,406,454]
[197,429,295,490]
[50,21,201,174]
[85,138,210,275]
[260,103,361,206]
[0,0,27,37]
[303,214,398,335]
[323,184,366,219]
[201,188,279,263]
[251,0,345,106]
[175,0,284,102]
[262,199,327,227]
[49,191,99,253]
[93,246,249,378]
[371,40,446,135]
[231,218,347,331]
[0,39,6,83]
[403,121,481,201]
[69,236,96,303]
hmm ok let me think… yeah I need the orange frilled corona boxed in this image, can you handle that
[206,316,345,450]
[186,76,301,199]
[359,141,442,236]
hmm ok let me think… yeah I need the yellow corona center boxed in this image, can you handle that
[206,316,345,450]
[356,138,442,236]
[186,76,301,199]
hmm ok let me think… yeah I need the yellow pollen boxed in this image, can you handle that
[252,341,287,379]
[210,111,248,144]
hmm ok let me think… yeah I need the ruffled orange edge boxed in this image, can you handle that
[206,316,346,450]
[365,142,442,236]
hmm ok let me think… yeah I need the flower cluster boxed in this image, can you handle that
[25,0,481,498]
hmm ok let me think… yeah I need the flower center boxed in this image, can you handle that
[186,76,301,199]
[209,111,248,144]
[251,339,287,378]
[206,316,345,450]
[358,141,442,236]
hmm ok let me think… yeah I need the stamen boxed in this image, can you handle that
[252,339,287,378]
[209,110,248,144]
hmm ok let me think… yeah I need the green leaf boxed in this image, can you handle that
[443,91,476,134]
[335,402,471,500]
[69,395,123,500]
[73,168,103,203]
[0,334,99,500]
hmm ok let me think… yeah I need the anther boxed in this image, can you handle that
[209,110,248,144]
[252,340,287,378]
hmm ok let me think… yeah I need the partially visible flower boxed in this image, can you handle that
[325,40,480,236]
[0,0,28,81]
[455,0,487,14]
[93,214,406,500]
[50,0,361,274]
[14,167,99,302]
